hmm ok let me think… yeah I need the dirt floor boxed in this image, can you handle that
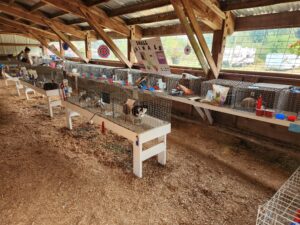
[0,81,297,225]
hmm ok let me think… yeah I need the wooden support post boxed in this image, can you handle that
[59,40,65,58]
[85,32,92,60]
[211,12,235,78]
[171,0,210,76]
[181,0,219,78]
[80,7,132,68]
[45,20,89,63]
[128,25,142,64]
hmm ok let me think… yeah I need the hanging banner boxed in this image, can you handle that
[131,37,171,75]
[98,45,110,58]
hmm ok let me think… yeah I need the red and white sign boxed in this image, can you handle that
[97,45,110,58]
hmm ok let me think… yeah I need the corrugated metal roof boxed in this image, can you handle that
[139,19,180,28]
[121,5,174,19]
[99,0,149,10]
[233,2,300,17]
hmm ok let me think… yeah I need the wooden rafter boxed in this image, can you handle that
[0,2,91,40]
[85,0,109,7]
[181,0,219,78]
[199,0,225,20]
[0,43,40,46]
[171,0,209,75]
[85,32,92,60]
[29,30,64,59]
[0,15,58,40]
[29,1,46,12]
[107,0,171,17]
[221,0,300,11]
[41,0,130,37]
[80,7,132,68]
[126,11,177,25]
[44,20,89,63]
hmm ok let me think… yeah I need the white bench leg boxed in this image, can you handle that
[47,97,54,118]
[66,109,80,130]
[133,139,143,178]
[157,135,167,165]
[25,88,35,100]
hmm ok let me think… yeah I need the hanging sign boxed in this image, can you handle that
[184,44,191,55]
[131,37,171,75]
[98,45,110,58]
[62,42,69,51]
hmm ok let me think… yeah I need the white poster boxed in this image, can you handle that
[131,37,171,75]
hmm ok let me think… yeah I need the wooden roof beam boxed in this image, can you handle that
[182,0,219,78]
[80,7,132,68]
[126,11,177,25]
[221,0,300,11]
[85,0,109,7]
[171,0,210,75]
[107,0,171,17]
[0,2,92,40]
[0,15,59,40]
[41,0,130,36]
[44,20,89,63]
[30,1,46,12]
[48,11,68,19]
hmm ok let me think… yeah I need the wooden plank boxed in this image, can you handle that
[59,40,65,57]
[190,0,222,30]
[128,25,142,64]
[142,22,212,37]
[126,11,177,25]
[80,7,132,67]
[107,0,170,17]
[0,2,89,40]
[235,11,300,31]
[85,0,109,7]
[0,43,40,46]
[197,0,225,20]
[85,32,92,60]
[41,0,130,37]
[0,15,58,40]
[221,0,300,11]
[171,0,210,75]
[29,31,64,59]
[181,0,219,78]
[29,1,46,12]
[45,21,89,63]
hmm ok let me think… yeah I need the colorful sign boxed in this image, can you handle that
[131,37,171,75]
[98,45,110,58]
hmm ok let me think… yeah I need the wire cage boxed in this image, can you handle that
[275,87,300,114]
[114,68,142,83]
[201,79,254,105]
[256,167,300,225]
[67,77,172,133]
[231,84,287,112]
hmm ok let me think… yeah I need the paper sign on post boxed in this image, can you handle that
[131,37,171,75]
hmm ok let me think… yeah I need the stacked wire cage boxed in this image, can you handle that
[256,167,300,225]
[231,84,287,112]
[201,79,254,105]
[275,87,300,114]
[67,77,172,133]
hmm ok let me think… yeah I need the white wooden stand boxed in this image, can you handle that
[63,101,171,178]
[20,80,62,118]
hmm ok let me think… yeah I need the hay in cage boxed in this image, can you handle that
[201,79,254,105]
[256,167,300,225]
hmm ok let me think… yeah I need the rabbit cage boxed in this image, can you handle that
[201,79,254,105]
[66,76,172,134]
[256,167,300,225]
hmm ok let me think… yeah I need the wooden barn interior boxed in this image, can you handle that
[0,0,299,224]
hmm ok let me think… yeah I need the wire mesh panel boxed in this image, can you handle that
[232,84,285,112]
[276,87,300,113]
[256,167,300,225]
[201,79,254,105]
[67,78,172,133]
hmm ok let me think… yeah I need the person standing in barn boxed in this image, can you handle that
[16,47,33,65]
